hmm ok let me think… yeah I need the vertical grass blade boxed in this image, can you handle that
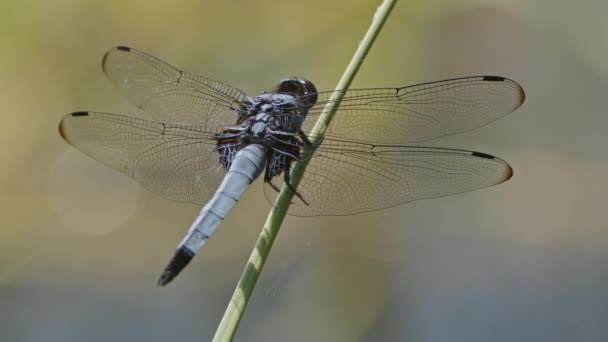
[212,0,398,340]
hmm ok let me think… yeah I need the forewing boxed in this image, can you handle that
[102,46,248,125]
[303,76,524,144]
[265,138,513,216]
[59,111,227,204]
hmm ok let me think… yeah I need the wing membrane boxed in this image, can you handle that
[303,76,524,144]
[265,138,513,216]
[102,46,248,125]
[59,111,227,204]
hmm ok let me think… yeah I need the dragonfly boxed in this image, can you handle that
[58,46,525,286]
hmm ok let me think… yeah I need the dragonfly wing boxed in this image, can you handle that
[59,111,228,204]
[264,138,513,216]
[102,46,248,125]
[303,76,524,144]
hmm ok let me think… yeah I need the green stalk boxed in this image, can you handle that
[212,1,398,340]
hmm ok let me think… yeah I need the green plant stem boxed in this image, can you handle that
[212,1,398,340]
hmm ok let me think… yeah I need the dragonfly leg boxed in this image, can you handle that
[283,163,309,206]
[271,147,300,161]
[267,179,281,193]
[298,129,313,148]
[267,177,306,205]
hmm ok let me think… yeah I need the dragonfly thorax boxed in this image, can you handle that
[246,93,306,134]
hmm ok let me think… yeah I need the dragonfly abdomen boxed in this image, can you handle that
[157,144,266,286]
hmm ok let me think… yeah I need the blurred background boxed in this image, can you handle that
[2,0,607,341]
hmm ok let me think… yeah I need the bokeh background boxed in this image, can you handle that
[2,0,607,341]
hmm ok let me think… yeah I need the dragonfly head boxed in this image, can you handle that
[275,78,318,109]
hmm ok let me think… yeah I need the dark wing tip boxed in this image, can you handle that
[482,75,526,108]
[503,77,525,108]
[505,163,514,181]
[157,247,195,287]
[471,151,514,183]
[102,46,132,72]
[59,112,89,143]
[58,118,68,142]
[499,161,514,182]
[471,151,495,159]
[516,81,526,106]
[482,76,505,82]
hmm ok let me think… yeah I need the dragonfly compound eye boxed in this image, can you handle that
[275,78,318,108]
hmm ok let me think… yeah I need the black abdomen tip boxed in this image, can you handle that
[157,247,195,286]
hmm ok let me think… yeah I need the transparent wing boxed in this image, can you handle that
[265,138,513,216]
[302,76,525,144]
[59,111,228,204]
[102,46,248,125]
